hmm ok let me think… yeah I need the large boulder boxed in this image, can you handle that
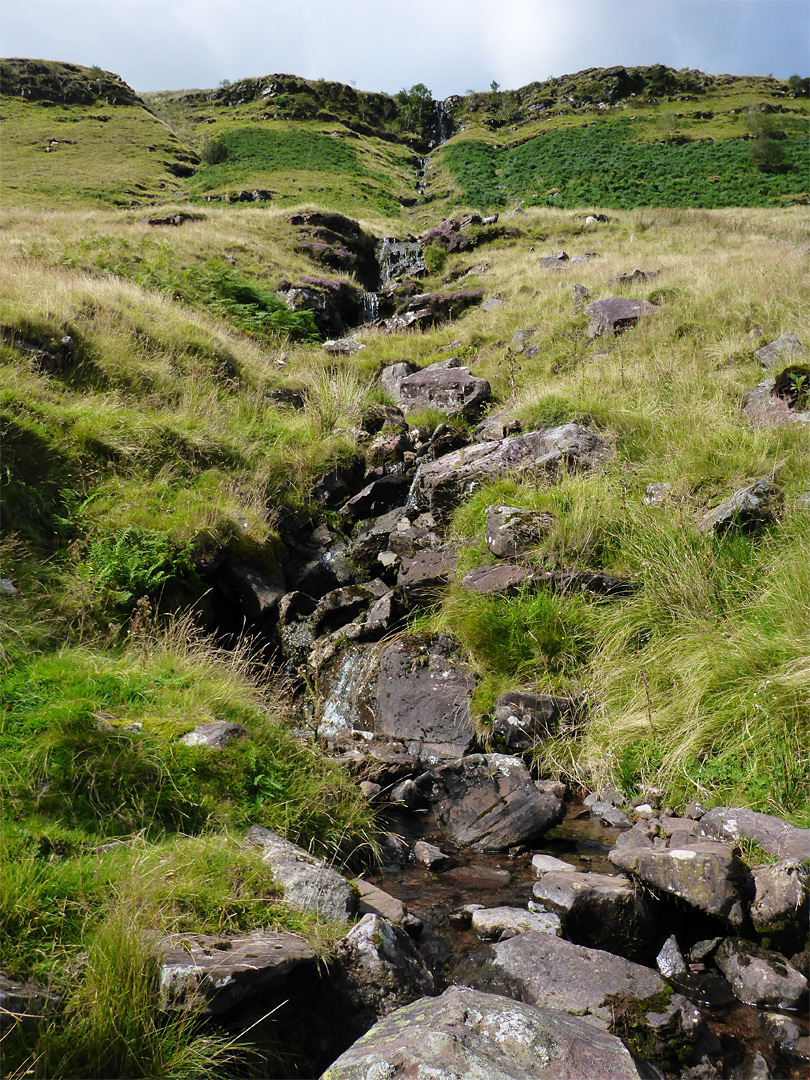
[245,826,357,922]
[453,931,707,1069]
[322,985,646,1080]
[699,806,810,861]
[158,930,315,1016]
[755,331,803,370]
[609,840,749,927]
[750,859,810,953]
[532,870,658,963]
[382,358,491,417]
[585,297,659,338]
[408,425,612,522]
[316,633,477,764]
[425,753,565,850]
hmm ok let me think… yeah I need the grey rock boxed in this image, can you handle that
[441,864,512,889]
[512,327,541,354]
[657,935,688,979]
[0,974,60,1032]
[323,337,365,356]
[0,578,19,598]
[471,906,563,941]
[387,358,491,417]
[755,331,803,370]
[715,938,808,1010]
[750,859,809,953]
[312,580,389,636]
[698,478,784,533]
[461,563,529,596]
[485,504,554,557]
[585,297,659,338]
[571,283,590,303]
[700,806,810,860]
[744,378,810,430]
[179,721,248,749]
[594,804,633,829]
[610,840,747,926]
[532,870,657,962]
[683,802,708,820]
[397,547,457,595]
[353,879,412,928]
[330,914,435,1029]
[540,250,570,269]
[322,985,645,1080]
[215,559,286,625]
[427,753,565,851]
[158,930,315,1016]
[339,474,412,525]
[643,482,672,506]
[613,269,660,285]
[689,938,723,964]
[731,1051,772,1080]
[409,425,613,522]
[245,826,357,922]
[413,840,454,872]
[532,853,578,876]
[491,691,583,751]
[474,410,523,441]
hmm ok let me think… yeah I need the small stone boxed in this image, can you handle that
[643,482,672,506]
[532,853,578,876]
[359,781,381,800]
[657,934,687,978]
[413,840,454,872]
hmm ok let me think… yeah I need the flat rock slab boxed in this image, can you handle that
[585,297,659,338]
[322,985,645,1080]
[609,841,747,925]
[409,425,612,522]
[699,806,810,861]
[393,358,492,417]
[715,938,808,1010]
[427,753,565,851]
[398,547,457,594]
[245,826,357,923]
[158,930,315,1015]
[743,378,810,430]
[462,563,529,596]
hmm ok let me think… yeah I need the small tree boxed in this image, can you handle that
[396,83,434,139]
[787,73,810,97]
[746,106,786,173]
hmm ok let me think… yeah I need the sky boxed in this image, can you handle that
[1,0,808,99]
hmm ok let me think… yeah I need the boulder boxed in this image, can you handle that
[158,930,315,1016]
[408,425,613,522]
[585,297,659,338]
[755,331,803,370]
[0,974,60,1032]
[321,985,645,1080]
[453,931,705,1062]
[512,328,543,357]
[213,559,286,628]
[397,547,457,596]
[277,277,365,336]
[532,871,657,963]
[609,840,748,926]
[421,216,480,252]
[698,477,784,533]
[699,806,810,860]
[339,474,412,525]
[245,826,357,922]
[384,289,484,332]
[532,853,578,876]
[413,840,454,872]
[750,859,810,953]
[491,692,583,751]
[715,938,808,1010]
[178,721,248,749]
[426,753,565,850]
[485,504,555,557]
[388,358,491,417]
[329,914,435,1032]
[461,563,529,596]
[380,362,418,402]
[323,337,365,356]
[471,906,562,942]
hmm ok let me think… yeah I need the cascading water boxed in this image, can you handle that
[361,291,380,324]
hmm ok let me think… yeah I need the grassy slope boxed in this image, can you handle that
[2,59,809,1079]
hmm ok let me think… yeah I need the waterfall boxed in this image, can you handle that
[361,291,380,324]
[427,100,455,149]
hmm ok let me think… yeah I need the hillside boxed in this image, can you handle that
[1,57,809,1080]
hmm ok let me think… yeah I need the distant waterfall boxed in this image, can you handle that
[428,100,455,149]
[361,292,380,324]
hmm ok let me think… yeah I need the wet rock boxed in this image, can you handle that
[321,984,646,1080]
[532,870,658,963]
[755,331,803,370]
[699,806,810,860]
[698,478,784,534]
[715,938,808,1010]
[384,289,484,332]
[354,880,415,930]
[690,938,723,964]
[609,841,748,926]
[158,930,315,1016]
[179,721,248,749]
[214,559,286,628]
[585,297,659,338]
[413,840,454,872]
[614,820,660,851]
[532,853,578,876]
[277,277,365,336]
[409,425,613,523]
[750,859,809,953]
[491,691,583,751]
[388,358,491,418]
[441,865,512,889]
[347,507,414,577]
[426,753,565,851]
[373,832,413,869]
[731,1051,772,1079]
[471,906,562,941]
[311,460,366,508]
[245,826,357,922]
[461,563,529,596]
[485,504,555,557]
[763,1011,807,1059]
[377,237,425,287]
[330,914,435,1032]
[312,580,389,636]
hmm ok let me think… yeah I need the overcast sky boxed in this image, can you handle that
[2,0,808,98]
